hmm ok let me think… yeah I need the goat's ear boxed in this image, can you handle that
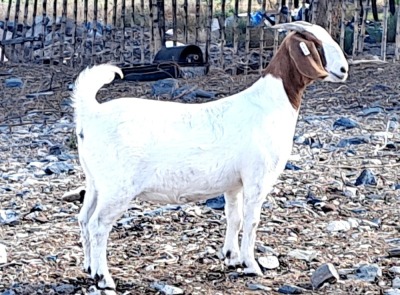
[287,34,328,80]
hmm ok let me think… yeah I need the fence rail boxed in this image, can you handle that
[1,0,400,70]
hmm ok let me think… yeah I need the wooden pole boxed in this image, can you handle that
[205,0,213,69]
[195,0,200,45]
[28,0,38,62]
[121,0,126,62]
[183,0,188,43]
[233,0,239,54]
[1,0,12,62]
[12,0,21,60]
[359,0,370,54]
[395,1,400,60]
[22,0,29,62]
[50,0,57,64]
[273,0,282,55]
[140,0,145,63]
[59,0,68,65]
[259,0,266,72]
[91,0,98,64]
[220,0,226,69]
[327,0,332,35]
[301,0,306,21]
[80,0,89,65]
[244,0,251,75]
[72,0,77,67]
[41,0,48,62]
[172,0,177,46]
[158,0,165,47]
[381,0,388,60]
[352,0,360,56]
[311,0,318,24]
[340,0,346,51]
[112,0,118,60]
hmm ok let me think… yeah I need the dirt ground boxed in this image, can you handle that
[0,60,400,295]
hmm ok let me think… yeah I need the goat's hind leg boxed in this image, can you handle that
[88,188,136,290]
[222,189,243,268]
[78,179,97,273]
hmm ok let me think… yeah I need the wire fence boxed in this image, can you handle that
[1,0,400,70]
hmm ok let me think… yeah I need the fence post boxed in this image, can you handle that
[340,0,346,51]
[352,0,360,56]
[195,0,200,45]
[205,0,213,70]
[359,0,370,54]
[259,0,266,72]
[396,0,400,60]
[220,0,226,69]
[233,0,239,54]
[140,0,145,64]
[381,0,388,60]
[244,0,251,75]
[273,0,282,55]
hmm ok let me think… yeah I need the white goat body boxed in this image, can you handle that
[76,72,296,205]
[72,21,348,291]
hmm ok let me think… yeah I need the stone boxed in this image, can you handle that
[62,186,86,203]
[355,169,377,186]
[258,255,280,269]
[285,162,302,171]
[354,264,382,282]
[311,263,339,289]
[44,162,74,175]
[337,136,369,148]
[246,282,272,291]
[0,243,7,264]
[385,289,400,295]
[0,209,19,225]
[333,117,358,130]
[389,267,400,274]
[5,78,23,88]
[392,277,400,288]
[205,195,225,210]
[287,249,318,262]
[326,220,351,232]
[150,282,184,295]
[277,284,305,294]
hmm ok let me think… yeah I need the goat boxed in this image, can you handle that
[72,21,348,291]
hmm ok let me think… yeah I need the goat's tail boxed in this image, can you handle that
[72,64,124,120]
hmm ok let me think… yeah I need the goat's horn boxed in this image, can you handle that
[272,21,313,32]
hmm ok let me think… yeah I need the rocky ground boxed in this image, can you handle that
[0,60,400,295]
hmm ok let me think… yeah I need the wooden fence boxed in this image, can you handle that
[1,0,400,70]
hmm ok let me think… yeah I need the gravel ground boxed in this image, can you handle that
[0,61,400,295]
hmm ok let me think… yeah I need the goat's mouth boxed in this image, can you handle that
[327,70,347,82]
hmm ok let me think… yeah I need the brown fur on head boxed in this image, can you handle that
[263,31,329,110]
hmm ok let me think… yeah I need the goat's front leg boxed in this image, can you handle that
[222,189,243,268]
[240,186,270,276]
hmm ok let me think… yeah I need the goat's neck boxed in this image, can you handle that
[262,49,312,111]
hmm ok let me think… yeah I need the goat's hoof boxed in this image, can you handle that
[94,273,105,282]
[243,266,263,277]
[222,248,241,268]
[84,266,91,274]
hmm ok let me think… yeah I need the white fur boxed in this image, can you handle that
[72,23,348,290]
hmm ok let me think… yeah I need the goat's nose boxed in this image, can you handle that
[340,66,347,74]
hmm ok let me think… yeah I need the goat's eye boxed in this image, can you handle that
[340,67,347,73]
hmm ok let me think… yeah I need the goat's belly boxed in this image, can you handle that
[136,174,242,205]
[136,191,228,204]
